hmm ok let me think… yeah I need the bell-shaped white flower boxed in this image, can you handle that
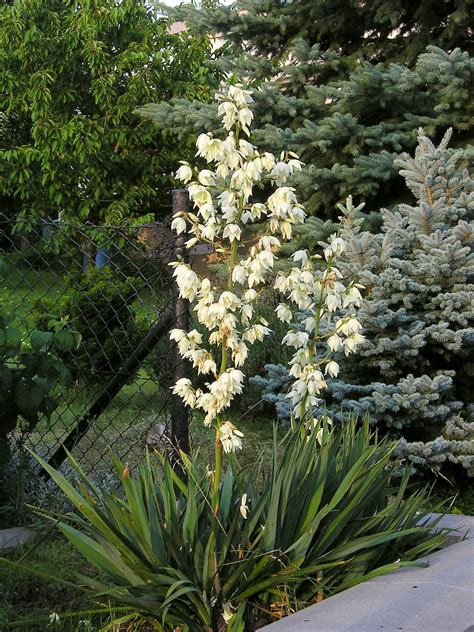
[197,170,215,186]
[219,291,241,311]
[171,378,196,407]
[325,293,341,312]
[270,162,291,186]
[343,285,363,307]
[239,139,255,157]
[276,304,292,323]
[218,101,238,130]
[323,235,346,260]
[223,224,242,242]
[238,107,253,135]
[173,264,200,301]
[292,249,309,264]
[228,84,254,107]
[240,493,249,519]
[176,163,193,183]
[196,134,224,161]
[171,215,186,235]
[232,265,247,285]
[259,235,280,251]
[344,333,365,355]
[325,360,340,378]
[232,341,248,367]
[219,421,244,453]
[283,330,309,349]
[327,333,342,352]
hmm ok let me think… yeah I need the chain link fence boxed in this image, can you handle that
[0,213,188,481]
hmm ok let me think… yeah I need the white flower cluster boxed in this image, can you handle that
[274,236,365,419]
[170,83,365,448]
[172,369,245,427]
[170,84,306,444]
[219,420,244,454]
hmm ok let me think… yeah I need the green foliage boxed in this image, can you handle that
[335,129,474,476]
[0,0,220,223]
[172,0,471,64]
[35,269,145,381]
[0,450,72,529]
[32,419,446,631]
[431,481,474,517]
[0,274,80,467]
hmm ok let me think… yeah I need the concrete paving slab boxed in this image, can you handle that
[0,526,38,550]
[262,514,474,632]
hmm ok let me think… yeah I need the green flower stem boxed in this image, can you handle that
[298,257,333,421]
[219,345,228,373]
[213,195,244,513]
[210,189,245,603]
[213,427,223,513]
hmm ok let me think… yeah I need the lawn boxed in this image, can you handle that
[1,537,106,631]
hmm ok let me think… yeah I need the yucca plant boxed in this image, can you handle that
[29,419,446,631]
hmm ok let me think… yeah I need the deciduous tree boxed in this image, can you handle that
[0,0,219,223]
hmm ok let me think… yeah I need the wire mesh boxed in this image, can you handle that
[0,218,179,479]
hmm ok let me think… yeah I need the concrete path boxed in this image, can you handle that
[262,514,474,632]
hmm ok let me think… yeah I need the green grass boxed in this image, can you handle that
[2,262,66,335]
[0,536,113,631]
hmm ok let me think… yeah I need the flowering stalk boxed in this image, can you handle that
[170,83,365,516]
[274,238,365,424]
[169,83,366,624]
[170,84,305,511]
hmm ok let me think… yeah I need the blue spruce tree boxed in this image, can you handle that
[254,130,474,477]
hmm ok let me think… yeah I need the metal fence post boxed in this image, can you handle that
[170,189,191,468]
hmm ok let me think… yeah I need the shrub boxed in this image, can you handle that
[0,450,73,529]
[35,269,146,382]
[0,447,123,530]
[33,419,446,631]
[0,302,79,470]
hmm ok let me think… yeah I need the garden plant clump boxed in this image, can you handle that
[26,85,449,632]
